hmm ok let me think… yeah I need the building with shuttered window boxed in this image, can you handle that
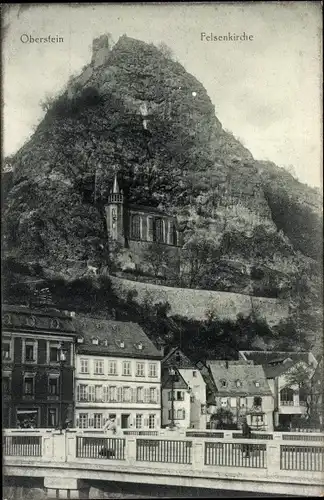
[74,315,163,430]
[2,305,76,429]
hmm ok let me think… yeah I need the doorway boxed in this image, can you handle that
[121,414,130,429]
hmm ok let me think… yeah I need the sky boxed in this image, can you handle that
[3,2,323,188]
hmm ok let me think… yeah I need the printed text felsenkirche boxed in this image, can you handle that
[201,32,254,42]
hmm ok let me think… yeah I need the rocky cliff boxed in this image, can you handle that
[3,34,322,352]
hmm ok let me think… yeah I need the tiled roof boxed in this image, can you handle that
[207,360,272,396]
[2,304,76,333]
[239,350,312,366]
[128,204,171,216]
[263,360,296,378]
[74,315,162,359]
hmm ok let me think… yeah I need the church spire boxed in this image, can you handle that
[112,173,120,194]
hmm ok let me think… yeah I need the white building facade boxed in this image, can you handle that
[74,316,163,430]
[161,348,207,429]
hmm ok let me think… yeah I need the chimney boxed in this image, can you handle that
[225,361,229,369]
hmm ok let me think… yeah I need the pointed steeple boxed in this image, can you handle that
[112,173,120,194]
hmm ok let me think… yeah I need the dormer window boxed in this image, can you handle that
[236,380,242,388]
[77,336,84,344]
[51,319,60,330]
[120,341,125,348]
[255,381,260,387]
[92,337,99,345]
[104,339,108,347]
[220,379,227,387]
[26,316,36,327]
[137,343,143,350]
[96,323,101,329]
[3,314,12,325]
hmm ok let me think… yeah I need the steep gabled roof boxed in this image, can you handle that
[161,368,189,390]
[74,315,162,359]
[162,346,195,369]
[207,360,272,396]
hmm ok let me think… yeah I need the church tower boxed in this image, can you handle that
[105,173,124,245]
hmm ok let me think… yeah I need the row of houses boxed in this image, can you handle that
[2,304,322,431]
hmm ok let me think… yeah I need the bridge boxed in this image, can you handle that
[3,429,324,499]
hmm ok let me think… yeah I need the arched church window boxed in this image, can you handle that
[131,215,141,240]
[169,221,177,246]
[154,218,164,243]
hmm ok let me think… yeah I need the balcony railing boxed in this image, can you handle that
[280,401,294,406]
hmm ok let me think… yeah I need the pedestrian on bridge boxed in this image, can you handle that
[241,419,252,458]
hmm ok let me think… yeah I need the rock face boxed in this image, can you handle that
[3,35,322,348]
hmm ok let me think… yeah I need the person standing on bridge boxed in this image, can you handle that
[241,419,252,458]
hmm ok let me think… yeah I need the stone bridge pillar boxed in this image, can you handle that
[44,477,89,499]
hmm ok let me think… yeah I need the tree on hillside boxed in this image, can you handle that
[143,243,171,281]
[285,363,313,419]
[156,42,175,60]
[180,236,221,288]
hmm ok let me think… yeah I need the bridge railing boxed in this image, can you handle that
[3,429,324,477]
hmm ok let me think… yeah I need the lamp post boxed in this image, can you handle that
[58,343,66,433]
[169,367,176,429]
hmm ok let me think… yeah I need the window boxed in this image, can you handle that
[154,218,164,243]
[95,385,102,401]
[50,346,59,363]
[149,387,157,403]
[79,413,88,429]
[147,217,154,241]
[2,340,11,361]
[176,391,184,401]
[168,391,174,401]
[88,386,95,402]
[236,380,242,388]
[77,336,84,344]
[108,386,117,402]
[93,413,102,429]
[169,220,177,246]
[3,375,10,394]
[254,396,262,407]
[280,387,294,405]
[48,408,58,428]
[240,397,247,408]
[80,359,89,374]
[230,397,237,408]
[148,414,156,429]
[48,375,59,396]
[108,360,117,375]
[92,337,99,345]
[149,363,157,378]
[94,359,104,375]
[137,387,144,402]
[221,397,228,407]
[123,387,131,402]
[131,214,141,240]
[220,379,227,387]
[251,414,264,427]
[135,414,143,429]
[123,361,131,376]
[193,371,197,377]
[51,319,60,330]
[136,362,145,377]
[168,409,174,420]
[23,375,34,396]
[255,381,260,387]
[176,409,185,420]
[78,384,88,402]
